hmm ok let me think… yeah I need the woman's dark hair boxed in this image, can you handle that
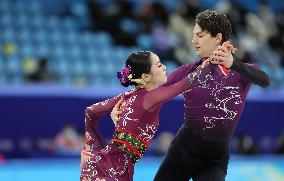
[196,10,232,44]
[119,51,152,87]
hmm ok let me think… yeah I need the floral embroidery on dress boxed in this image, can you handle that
[95,178,106,181]
[82,177,92,181]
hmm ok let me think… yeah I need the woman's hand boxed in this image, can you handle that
[80,151,91,171]
[111,98,123,127]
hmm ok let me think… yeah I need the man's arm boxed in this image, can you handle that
[211,45,270,88]
[230,58,270,88]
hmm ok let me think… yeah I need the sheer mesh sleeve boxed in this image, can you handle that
[144,65,218,111]
[162,62,199,87]
[81,94,123,156]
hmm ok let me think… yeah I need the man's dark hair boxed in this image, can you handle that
[196,10,232,44]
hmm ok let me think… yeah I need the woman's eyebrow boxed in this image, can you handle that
[156,61,161,66]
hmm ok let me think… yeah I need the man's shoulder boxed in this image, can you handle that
[178,59,201,71]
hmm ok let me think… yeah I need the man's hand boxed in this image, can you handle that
[111,98,123,127]
[210,45,234,68]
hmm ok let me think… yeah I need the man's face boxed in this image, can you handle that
[192,24,221,58]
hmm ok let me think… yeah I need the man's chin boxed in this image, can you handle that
[195,51,207,58]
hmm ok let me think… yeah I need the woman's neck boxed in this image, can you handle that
[136,83,158,91]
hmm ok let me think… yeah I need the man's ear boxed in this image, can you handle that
[215,33,223,44]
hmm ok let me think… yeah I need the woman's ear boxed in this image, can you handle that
[141,73,151,83]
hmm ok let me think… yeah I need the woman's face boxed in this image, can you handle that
[148,53,167,86]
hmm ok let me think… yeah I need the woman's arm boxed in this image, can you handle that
[143,64,217,111]
[80,94,124,168]
[162,61,199,87]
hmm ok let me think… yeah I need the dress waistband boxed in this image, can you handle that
[111,129,148,164]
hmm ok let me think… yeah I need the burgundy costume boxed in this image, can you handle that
[154,58,270,181]
[80,60,223,181]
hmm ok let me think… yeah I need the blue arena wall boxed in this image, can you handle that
[0,85,284,157]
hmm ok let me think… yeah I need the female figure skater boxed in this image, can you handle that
[80,50,224,181]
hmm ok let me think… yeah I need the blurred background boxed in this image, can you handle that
[0,0,284,180]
